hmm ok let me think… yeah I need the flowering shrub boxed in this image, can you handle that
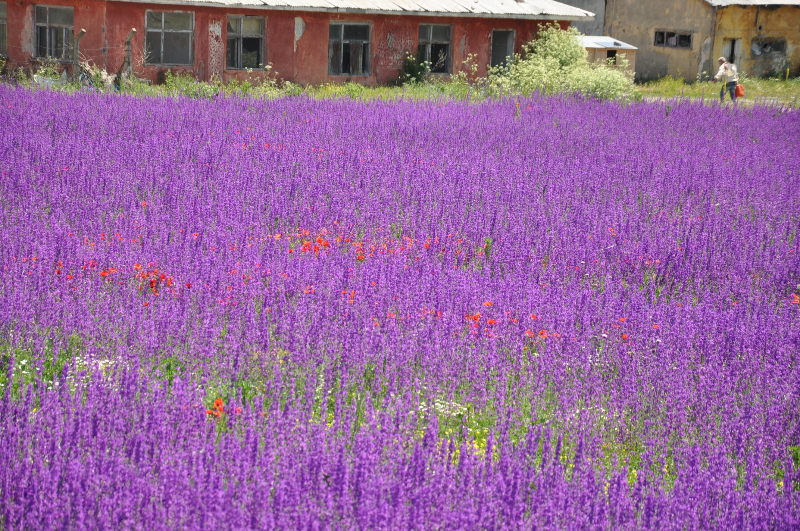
[492,23,637,101]
[0,86,799,529]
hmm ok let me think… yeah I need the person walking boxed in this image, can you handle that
[714,56,738,103]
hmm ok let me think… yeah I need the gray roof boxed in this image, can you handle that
[704,0,800,6]
[580,36,636,50]
[115,0,595,19]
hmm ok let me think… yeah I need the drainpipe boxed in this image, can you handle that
[708,6,718,79]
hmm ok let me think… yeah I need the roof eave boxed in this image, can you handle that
[108,0,594,20]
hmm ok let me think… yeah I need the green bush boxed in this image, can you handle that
[400,52,431,84]
[491,23,638,101]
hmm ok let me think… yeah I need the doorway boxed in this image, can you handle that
[491,30,514,68]
[722,38,742,68]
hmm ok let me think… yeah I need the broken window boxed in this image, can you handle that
[145,11,194,65]
[35,5,74,60]
[227,16,264,69]
[418,24,451,73]
[329,23,370,76]
[752,39,785,56]
[0,2,7,57]
[654,30,691,49]
[491,30,514,68]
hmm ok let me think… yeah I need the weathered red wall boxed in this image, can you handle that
[6,0,570,85]
[6,0,107,77]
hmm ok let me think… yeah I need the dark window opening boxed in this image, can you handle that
[752,39,786,56]
[227,16,264,69]
[35,5,74,61]
[145,11,194,66]
[606,49,617,64]
[491,30,514,68]
[0,2,7,57]
[655,30,691,49]
[329,23,369,76]
[418,24,451,73]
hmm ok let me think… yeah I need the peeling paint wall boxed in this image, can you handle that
[208,19,223,80]
[604,0,714,82]
[714,6,800,78]
[6,0,107,76]
[4,0,572,85]
[374,21,413,73]
[293,17,304,54]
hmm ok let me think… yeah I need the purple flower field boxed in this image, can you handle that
[1,85,799,530]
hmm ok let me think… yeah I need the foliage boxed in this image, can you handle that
[490,23,638,101]
[400,51,431,84]
[1,86,799,527]
[640,75,800,108]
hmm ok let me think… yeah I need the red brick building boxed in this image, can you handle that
[0,0,592,85]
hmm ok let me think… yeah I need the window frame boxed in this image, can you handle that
[751,38,786,56]
[654,30,692,49]
[226,15,265,70]
[34,5,74,62]
[0,2,7,58]
[418,24,451,74]
[328,22,370,76]
[145,10,195,66]
[490,29,515,69]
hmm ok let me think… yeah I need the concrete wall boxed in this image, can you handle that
[554,0,604,36]
[4,0,571,85]
[714,6,800,78]
[586,48,635,74]
[604,0,714,82]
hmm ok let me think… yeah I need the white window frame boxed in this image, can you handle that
[226,15,265,70]
[34,5,74,61]
[418,24,451,74]
[328,22,370,76]
[0,2,8,58]
[145,11,194,66]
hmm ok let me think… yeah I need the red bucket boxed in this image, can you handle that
[735,84,745,98]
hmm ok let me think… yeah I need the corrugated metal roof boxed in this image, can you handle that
[580,36,636,50]
[704,0,800,6]
[113,0,595,19]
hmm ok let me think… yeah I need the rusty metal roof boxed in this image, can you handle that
[704,0,800,5]
[114,0,595,20]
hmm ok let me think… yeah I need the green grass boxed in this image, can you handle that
[639,75,800,107]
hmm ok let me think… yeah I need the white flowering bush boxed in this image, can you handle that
[492,23,637,101]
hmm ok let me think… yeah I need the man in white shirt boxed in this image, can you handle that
[714,56,739,102]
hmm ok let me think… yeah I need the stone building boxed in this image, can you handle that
[604,0,800,81]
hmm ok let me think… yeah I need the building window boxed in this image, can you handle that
[751,39,785,56]
[0,2,7,57]
[35,5,74,60]
[418,24,451,73]
[329,23,369,76]
[227,16,264,69]
[145,11,193,66]
[606,49,617,65]
[491,30,514,68]
[654,30,691,49]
